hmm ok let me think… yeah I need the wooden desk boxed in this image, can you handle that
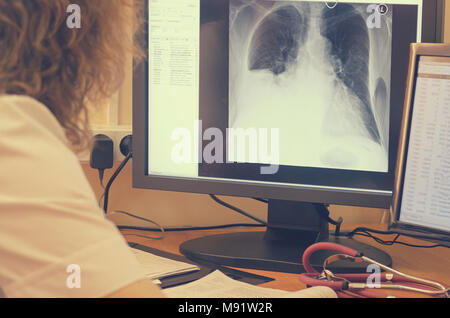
[123,225,450,298]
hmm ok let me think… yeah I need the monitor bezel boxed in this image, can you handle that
[133,0,442,210]
[389,43,450,243]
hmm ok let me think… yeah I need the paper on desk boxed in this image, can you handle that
[131,247,200,280]
[163,270,337,298]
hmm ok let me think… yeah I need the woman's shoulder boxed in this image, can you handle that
[0,94,67,144]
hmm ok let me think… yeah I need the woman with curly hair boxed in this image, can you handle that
[0,0,164,297]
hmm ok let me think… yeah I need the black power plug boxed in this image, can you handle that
[90,134,114,187]
[120,134,133,157]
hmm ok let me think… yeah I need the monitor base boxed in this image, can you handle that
[180,231,392,274]
[180,200,392,273]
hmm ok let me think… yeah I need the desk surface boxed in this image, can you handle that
[123,224,450,298]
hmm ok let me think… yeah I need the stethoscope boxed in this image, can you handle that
[298,242,449,298]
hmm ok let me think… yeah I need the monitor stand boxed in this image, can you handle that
[180,199,392,274]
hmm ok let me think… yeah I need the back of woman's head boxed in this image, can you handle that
[0,0,143,148]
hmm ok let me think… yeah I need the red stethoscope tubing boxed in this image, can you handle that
[302,242,359,274]
[300,242,384,297]
[299,242,448,298]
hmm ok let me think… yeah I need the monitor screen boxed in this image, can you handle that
[136,0,442,273]
[144,0,422,202]
[399,55,450,233]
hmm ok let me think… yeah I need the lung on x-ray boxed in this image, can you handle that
[229,1,392,172]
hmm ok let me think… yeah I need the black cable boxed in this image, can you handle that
[209,196,344,235]
[117,223,266,233]
[98,141,337,239]
[252,198,268,204]
[346,226,446,242]
[102,152,132,214]
[118,223,265,242]
[217,198,343,236]
[99,154,165,239]
[97,136,446,249]
[98,169,105,189]
[209,194,268,226]
[343,226,448,248]
[100,151,267,236]
[316,204,343,236]
[112,210,165,240]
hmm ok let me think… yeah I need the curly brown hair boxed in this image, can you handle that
[0,0,143,149]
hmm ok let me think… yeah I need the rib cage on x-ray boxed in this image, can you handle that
[229,1,392,172]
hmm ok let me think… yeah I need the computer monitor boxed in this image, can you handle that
[133,0,444,273]
[390,43,450,248]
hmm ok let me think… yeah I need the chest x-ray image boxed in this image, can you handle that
[229,0,392,172]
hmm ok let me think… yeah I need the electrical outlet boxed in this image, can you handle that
[78,125,132,163]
